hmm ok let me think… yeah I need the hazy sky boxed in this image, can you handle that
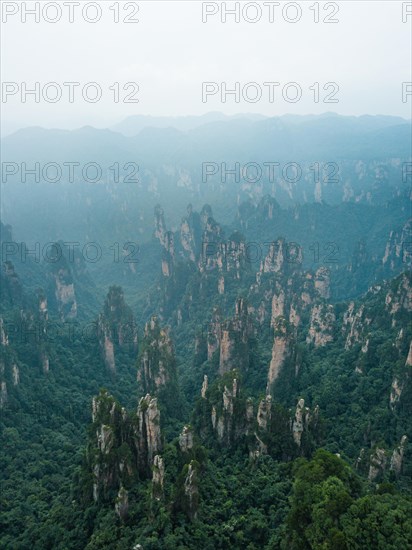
[1,1,411,134]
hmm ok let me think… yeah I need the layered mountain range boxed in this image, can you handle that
[0,113,411,549]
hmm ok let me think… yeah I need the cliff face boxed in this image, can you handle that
[342,302,366,350]
[262,239,287,274]
[218,298,254,376]
[314,267,331,299]
[153,205,175,278]
[136,394,162,471]
[152,454,165,501]
[180,204,202,262]
[207,308,222,360]
[338,273,412,400]
[292,398,319,448]
[43,241,96,320]
[97,286,137,373]
[53,267,77,320]
[154,204,167,247]
[306,303,335,347]
[381,219,412,271]
[194,371,249,447]
[156,204,252,310]
[194,371,319,459]
[91,390,162,503]
[384,272,412,319]
[161,231,175,278]
[365,435,408,481]
[390,435,408,476]
[0,261,23,306]
[205,300,254,375]
[137,317,179,413]
[183,462,199,521]
[267,317,293,392]
[0,318,18,409]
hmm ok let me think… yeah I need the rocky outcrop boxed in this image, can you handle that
[306,303,335,346]
[218,298,254,376]
[0,381,7,409]
[292,398,312,447]
[154,205,175,277]
[201,375,208,398]
[314,267,331,299]
[0,318,8,347]
[91,390,162,503]
[154,204,167,246]
[257,395,272,431]
[0,320,20,407]
[198,215,224,273]
[213,377,238,443]
[38,294,48,320]
[115,486,129,520]
[195,369,319,460]
[137,394,162,469]
[137,316,178,402]
[390,377,404,410]
[180,204,201,262]
[12,364,19,386]
[270,285,285,324]
[97,286,137,374]
[361,436,408,481]
[54,274,77,319]
[152,455,165,500]
[207,308,222,360]
[385,273,412,317]
[267,318,292,392]
[368,447,387,481]
[195,372,247,447]
[262,239,286,273]
[183,461,199,521]
[179,425,194,453]
[161,231,175,278]
[40,349,49,373]
[406,341,412,366]
[382,219,412,270]
[390,435,407,476]
[342,302,366,350]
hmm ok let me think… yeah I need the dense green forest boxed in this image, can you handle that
[1,115,412,548]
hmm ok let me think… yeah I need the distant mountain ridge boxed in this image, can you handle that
[3,112,411,162]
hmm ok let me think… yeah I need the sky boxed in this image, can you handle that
[1,0,411,135]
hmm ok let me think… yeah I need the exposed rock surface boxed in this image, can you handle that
[115,486,129,520]
[137,316,178,403]
[292,398,311,447]
[179,425,194,453]
[314,267,331,299]
[97,286,137,373]
[390,435,407,476]
[91,390,162,502]
[184,461,199,521]
[267,318,292,391]
[306,303,335,346]
[152,454,165,500]
[218,298,254,375]
[368,448,387,481]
